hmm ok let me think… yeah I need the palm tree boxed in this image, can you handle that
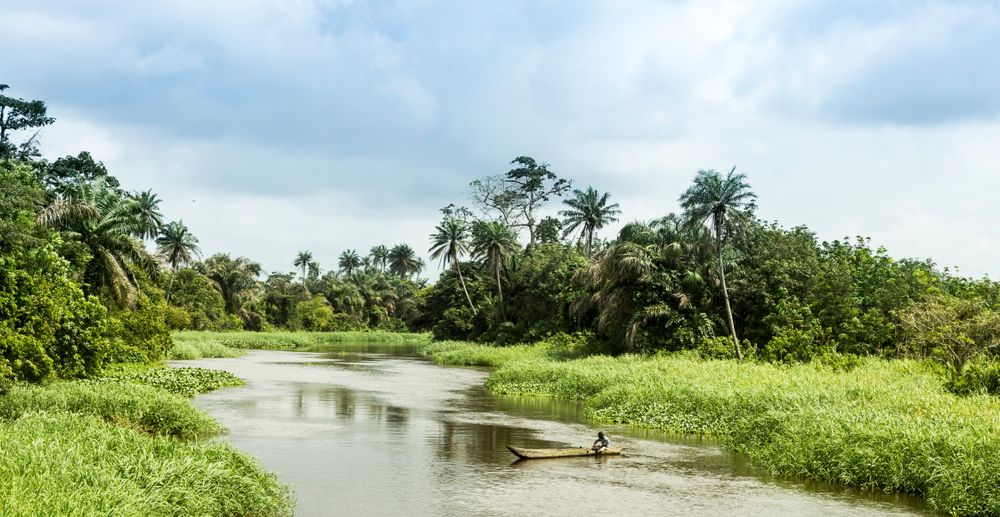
[338,249,362,276]
[388,244,422,278]
[429,217,477,314]
[308,260,321,280]
[679,167,756,361]
[571,218,714,352]
[198,253,262,317]
[369,245,389,272]
[294,250,313,284]
[471,221,518,320]
[130,189,164,239]
[559,186,621,258]
[38,178,159,307]
[155,220,201,302]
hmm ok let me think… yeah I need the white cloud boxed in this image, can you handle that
[9,0,1000,280]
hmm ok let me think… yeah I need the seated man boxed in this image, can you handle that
[592,431,610,453]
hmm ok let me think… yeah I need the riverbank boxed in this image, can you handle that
[0,365,292,516]
[172,330,432,356]
[424,341,1000,516]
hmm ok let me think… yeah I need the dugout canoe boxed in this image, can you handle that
[506,445,624,459]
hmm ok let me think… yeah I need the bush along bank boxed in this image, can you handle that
[425,341,1000,516]
[0,365,292,516]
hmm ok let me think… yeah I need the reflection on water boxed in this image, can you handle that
[179,347,930,517]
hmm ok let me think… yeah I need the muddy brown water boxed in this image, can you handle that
[176,345,930,517]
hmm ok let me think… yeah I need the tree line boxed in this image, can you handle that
[3,84,999,392]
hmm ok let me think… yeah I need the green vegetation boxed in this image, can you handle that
[426,341,1000,515]
[103,365,244,398]
[167,340,245,360]
[0,379,220,438]
[6,83,1000,514]
[173,330,432,352]
[0,412,291,516]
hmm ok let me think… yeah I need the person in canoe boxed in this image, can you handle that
[592,431,611,453]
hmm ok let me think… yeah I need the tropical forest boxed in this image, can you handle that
[4,3,1000,516]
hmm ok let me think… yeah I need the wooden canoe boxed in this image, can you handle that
[506,445,624,459]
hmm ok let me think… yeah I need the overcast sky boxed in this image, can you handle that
[4,0,1000,278]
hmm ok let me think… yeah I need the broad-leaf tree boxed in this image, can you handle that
[679,167,757,361]
[505,156,571,246]
[0,84,55,159]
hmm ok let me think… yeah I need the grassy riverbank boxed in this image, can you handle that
[172,330,432,356]
[425,341,1000,516]
[0,366,292,516]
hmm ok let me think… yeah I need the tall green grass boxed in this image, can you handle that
[422,341,557,366]
[0,412,292,516]
[168,340,245,360]
[172,330,432,352]
[0,380,221,438]
[428,342,1000,515]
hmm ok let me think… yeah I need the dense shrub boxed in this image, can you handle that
[105,302,173,364]
[432,306,477,340]
[0,247,110,384]
[945,360,1000,396]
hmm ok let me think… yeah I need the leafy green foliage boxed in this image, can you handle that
[0,84,55,159]
[0,247,110,383]
[898,293,1000,374]
[103,366,244,398]
[167,268,239,330]
[105,303,173,364]
[0,412,292,516]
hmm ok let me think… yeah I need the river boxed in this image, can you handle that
[178,345,930,516]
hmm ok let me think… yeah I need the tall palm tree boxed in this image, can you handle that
[155,220,201,302]
[198,253,262,317]
[559,186,621,258]
[388,244,422,278]
[130,189,164,239]
[679,167,756,361]
[338,249,362,276]
[369,245,389,272]
[308,260,321,280]
[294,250,313,284]
[471,221,518,320]
[38,178,158,307]
[429,217,476,314]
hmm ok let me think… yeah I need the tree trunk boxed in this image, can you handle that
[454,258,477,315]
[716,231,743,361]
[586,226,593,258]
[165,267,176,303]
[496,265,505,321]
